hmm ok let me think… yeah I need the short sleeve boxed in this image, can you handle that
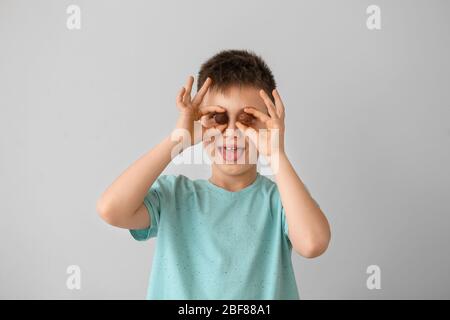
[129,175,175,241]
[271,186,290,242]
[281,206,289,238]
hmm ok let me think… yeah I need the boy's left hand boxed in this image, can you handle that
[235,89,286,162]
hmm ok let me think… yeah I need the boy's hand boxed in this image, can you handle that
[174,76,226,146]
[235,89,286,162]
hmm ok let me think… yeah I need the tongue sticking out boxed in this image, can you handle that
[219,147,244,162]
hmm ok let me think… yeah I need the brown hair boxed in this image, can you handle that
[197,49,276,101]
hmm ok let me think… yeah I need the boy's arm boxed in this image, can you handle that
[273,153,331,258]
[96,135,181,230]
[96,76,224,230]
[236,88,331,258]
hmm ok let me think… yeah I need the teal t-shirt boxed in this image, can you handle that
[129,172,299,299]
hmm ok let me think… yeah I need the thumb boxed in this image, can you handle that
[236,121,258,147]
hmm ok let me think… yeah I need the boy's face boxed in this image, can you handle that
[200,85,269,176]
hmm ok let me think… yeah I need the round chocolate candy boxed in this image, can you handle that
[213,112,229,125]
[237,112,255,125]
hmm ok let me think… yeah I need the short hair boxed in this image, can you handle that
[197,49,276,101]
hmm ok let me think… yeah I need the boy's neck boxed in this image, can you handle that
[208,167,258,192]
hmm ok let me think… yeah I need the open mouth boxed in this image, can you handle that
[216,145,245,162]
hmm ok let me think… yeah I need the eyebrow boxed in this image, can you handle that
[216,105,254,111]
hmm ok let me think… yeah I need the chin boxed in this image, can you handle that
[212,163,256,176]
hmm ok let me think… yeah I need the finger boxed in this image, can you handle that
[199,105,226,115]
[183,76,194,104]
[176,86,187,108]
[259,89,278,119]
[215,123,228,132]
[192,77,212,106]
[202,127,219,152]
[236,121,258,146]
[213,123,227,133]
[243,107,271,123]
[235,120,247,133]
[200,114,216,127]
[203,125,226,141]
[272,88,285,119]
[201,115,227,134]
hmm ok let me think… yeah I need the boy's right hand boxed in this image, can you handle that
[174,75,227,146]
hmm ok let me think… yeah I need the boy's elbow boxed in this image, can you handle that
[293,234,331,259]
[96,197,118,226]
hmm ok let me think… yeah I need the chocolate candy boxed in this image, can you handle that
[213,112,229,125]
[237,112,255,125]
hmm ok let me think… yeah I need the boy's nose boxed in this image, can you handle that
[223,117,239,135]
[227,119,237,130]
[223,126,242,142]
[220,116,245,140]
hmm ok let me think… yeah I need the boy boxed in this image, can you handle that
[97,49,331,299]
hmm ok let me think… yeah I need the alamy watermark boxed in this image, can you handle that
[366,5,381,30]
[169,125,281,174]
[366,265,381,290]
[66,5,81,30]
[66,265,81,290]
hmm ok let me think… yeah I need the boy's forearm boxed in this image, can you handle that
[273,152,331,258]
[97,134,180,219]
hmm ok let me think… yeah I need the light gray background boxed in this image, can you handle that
[1,0,449,299]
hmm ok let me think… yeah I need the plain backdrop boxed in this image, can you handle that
[1,0,449,299]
